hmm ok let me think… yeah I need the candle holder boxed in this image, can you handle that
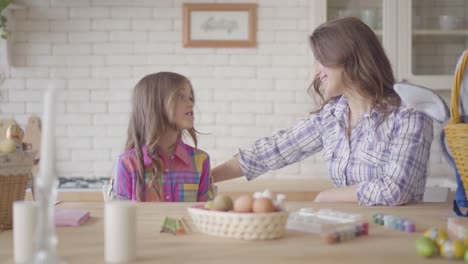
[32,86,65,264]
[32,179,64,264]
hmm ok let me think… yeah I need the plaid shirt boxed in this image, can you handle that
[239,96,433,206]
[110,139,214,202]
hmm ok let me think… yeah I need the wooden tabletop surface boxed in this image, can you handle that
[0,201,464,264]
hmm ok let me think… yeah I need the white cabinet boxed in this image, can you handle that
[311,0,397,76]
[312,0,466,90]
[397,0,467,90]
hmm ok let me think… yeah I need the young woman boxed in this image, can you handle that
[211,17,433,206]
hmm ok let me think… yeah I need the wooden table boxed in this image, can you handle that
[0,201,464,264]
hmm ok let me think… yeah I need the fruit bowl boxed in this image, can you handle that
[187,205,289,240]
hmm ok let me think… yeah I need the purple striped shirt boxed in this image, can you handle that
[239,96,434,206]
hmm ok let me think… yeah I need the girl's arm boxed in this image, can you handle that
[357,111,433,206]
[197,155,215,201]
[213,113,324,183]
[109,158,133,200]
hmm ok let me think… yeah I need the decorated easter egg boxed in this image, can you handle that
[416,237,438,257]
[436,235,449,247]
[424,227,448,246]
[441,240,465,259]
[6,124,24,142]
[0,139,16,153]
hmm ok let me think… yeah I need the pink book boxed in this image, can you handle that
[54,209,90,227]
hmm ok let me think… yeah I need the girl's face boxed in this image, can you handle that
[173,85,194,130]
[315,60,345,99]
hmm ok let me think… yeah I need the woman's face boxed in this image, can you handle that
[315,60,345,99]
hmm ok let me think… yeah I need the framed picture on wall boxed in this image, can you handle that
[183,3,257,48]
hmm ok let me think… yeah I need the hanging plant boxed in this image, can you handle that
[0,0,13,39]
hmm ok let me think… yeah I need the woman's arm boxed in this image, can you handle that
[314,185,358,203]
[212,156,243,183]
[213,114,325,182]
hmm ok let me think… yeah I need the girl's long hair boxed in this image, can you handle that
[309,17,401,118]
[125,72,197,201]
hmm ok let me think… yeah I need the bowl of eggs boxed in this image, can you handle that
[187,191,289,240]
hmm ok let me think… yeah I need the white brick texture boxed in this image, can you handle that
[0,0,453,181]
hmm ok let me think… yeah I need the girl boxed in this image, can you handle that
[211,17,434,206]
[109,72,214,202]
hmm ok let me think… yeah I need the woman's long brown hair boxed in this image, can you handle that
[125,72,198,201]
[309,17,401,118]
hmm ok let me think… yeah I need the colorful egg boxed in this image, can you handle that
[436,236,449,247]
[377,213,384,225]
[404,220,416,233]
[416,237,438,258]
[424,227,448,246]
[441,240,465,259]
[371,213,378,224]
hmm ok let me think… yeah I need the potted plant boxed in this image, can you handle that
[0,0,13,39]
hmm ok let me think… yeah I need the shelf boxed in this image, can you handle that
[412,29,468,36]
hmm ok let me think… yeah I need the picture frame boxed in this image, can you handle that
[183,3,257,48]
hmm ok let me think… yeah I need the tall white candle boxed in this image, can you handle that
[13,201,38,263]
[37,85,57,187]
[105,202,137,263]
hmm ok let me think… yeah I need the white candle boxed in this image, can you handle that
[37,85,57,187]
[105,202,137,263]
[13,201,38,263]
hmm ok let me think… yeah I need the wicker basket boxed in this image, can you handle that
[0,151,35,230]
[187,206,289,240]
[445,49,468,194]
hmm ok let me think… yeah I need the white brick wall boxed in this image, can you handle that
[0,0,453,183]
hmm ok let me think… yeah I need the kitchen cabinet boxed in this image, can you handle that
[312,0,467,90]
